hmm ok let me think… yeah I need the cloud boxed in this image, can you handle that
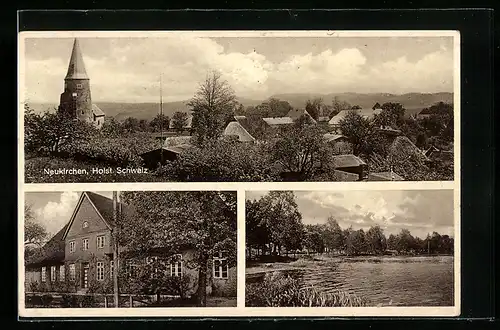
[34,192,79,235]
[23,37,454,103]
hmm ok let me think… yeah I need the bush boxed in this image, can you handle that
[157,140,280,182]
[79,295,97,308]
[246,271,367,307]
[61,294,79,308]
[40,294,54,307]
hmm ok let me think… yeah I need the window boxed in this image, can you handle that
[69,241,75,253]
[60,265,65,281]
[51,266,56,282]
[110,260,114,279]
[213,252,228,279]
[72,92,77,97]
[170,254,183,277]
[41,267,46,282]
[82,238,89,250]
[83,221,88,228]
[126,260,138,278]
[69,264,76,281]
[97,236,105,249]
[96,262,104,281]
[76,83,82,89]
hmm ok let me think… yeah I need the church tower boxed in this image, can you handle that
[58,38,105,128]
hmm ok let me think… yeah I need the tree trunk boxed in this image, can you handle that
[197,256,208,307]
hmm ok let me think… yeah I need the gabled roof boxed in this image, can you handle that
[25,223,68,267]
[333,154,367,168]
[62,192,126,240]
[92,104,105,116]
[223,121,256,142]
[328,108,382,125]
[262,117,294,126]
[65,38,89,80]
[318,116,330,122]
[418,107,435,115]
[168,114,193,129]
[287,108,317,123]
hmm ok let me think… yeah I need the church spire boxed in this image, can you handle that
[65,38,89,80]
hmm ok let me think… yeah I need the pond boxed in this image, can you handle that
[248,256,454,306]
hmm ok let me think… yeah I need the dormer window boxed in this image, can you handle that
[83,221,88,228]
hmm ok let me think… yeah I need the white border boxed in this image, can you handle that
[18,30,461,318]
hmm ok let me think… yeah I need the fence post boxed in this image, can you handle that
[129,295,133,308]
[104,295,107,308]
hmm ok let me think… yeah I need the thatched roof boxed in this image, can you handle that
[163,136,194,147]
[223,121,256,142]
[286,108,317,123]
[328,108,382,125]
[388,136,429,163]
[333,154,367,168]
[263,117,294,126]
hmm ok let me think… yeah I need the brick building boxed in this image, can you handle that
[58,38,105,128]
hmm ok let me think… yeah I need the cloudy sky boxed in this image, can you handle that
[246,190,454,239]
[22,36,454,103]
[25,191,113,237]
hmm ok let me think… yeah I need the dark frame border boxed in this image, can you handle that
[12,8,495,324]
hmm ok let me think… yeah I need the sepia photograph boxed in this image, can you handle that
[22,190,237,309]
[245,190,456,308]
[20,31,457,183]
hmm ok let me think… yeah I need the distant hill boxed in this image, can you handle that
[26,92,452,121]
[268,92,454,110]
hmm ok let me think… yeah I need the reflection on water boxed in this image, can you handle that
[250,256,454,307]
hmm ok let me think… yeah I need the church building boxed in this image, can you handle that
[58,38,105,128]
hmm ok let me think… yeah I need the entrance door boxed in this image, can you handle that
[83,264,89,289]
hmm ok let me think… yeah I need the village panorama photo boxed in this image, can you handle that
[20,31,457,183]
[22,190,237,309]
[245,190,456,308]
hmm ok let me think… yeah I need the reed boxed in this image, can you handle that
[246,271,367,307]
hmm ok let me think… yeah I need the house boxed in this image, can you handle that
[332,154,368,181]
[223,117,256,142]
[286,108,317,123]
[323,133,353,154]
[24,192,236,298]
[140,136,194,170]
[417,107,434,119]
[57,38,105,128]
[328,108,382,132]
[262,117,294,127]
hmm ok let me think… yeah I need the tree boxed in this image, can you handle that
[366,225,387,255]
[149,114,170,133]
[171,111,189,132]
[269,120,336,181]
[24,203,47,247]
[387,234,397,251]
[351,105,362,110]
[323,217,344,253]
[303,225,325,254]
[257,191,304,255]
[246,199,271,257]
[305,98,323,121]
[121,117,141,133]
[345,227,367,256]
[120,191,237,307]
[189,71,238,144]
[338,110,375,155]
[396,228,416,253]
[374,102,406,128]
[331,96,352,118]
[24,105,96,155]
[101,118,123,137]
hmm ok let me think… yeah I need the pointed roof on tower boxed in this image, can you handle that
[65,38,89,80]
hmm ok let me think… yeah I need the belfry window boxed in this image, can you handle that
[76,83,83,89]
[72,92,77,98]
